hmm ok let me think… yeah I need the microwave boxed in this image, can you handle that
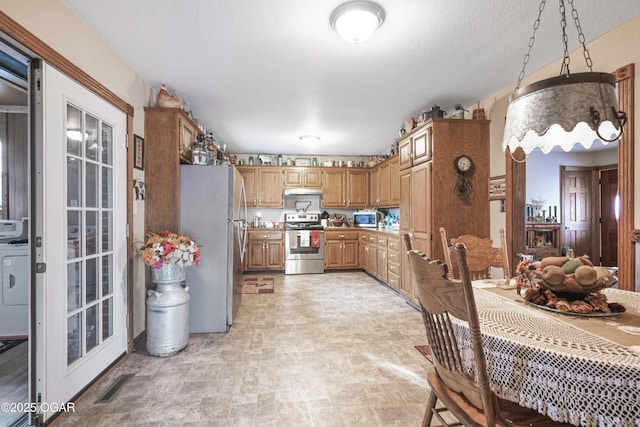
[353,211,378,228]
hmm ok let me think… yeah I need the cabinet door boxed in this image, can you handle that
[265,241,283,269]
[412,126,432,166]
[283,168,303,187]
[304,169,323,187]
[411,161,432,257]
[324,241,343,268]
[342,240,359,268]
[399,170,411,232]
[246,242,266,269]
[258,168,283,207]
[389,156,400,206]
[378,161,390,207]
[239,167,258,207]
[347,169,368,208]
[366,242,377,275]
[398,138,413,170]
[376,246,388,282]
[369,166,379,207]
[322,170,346,207]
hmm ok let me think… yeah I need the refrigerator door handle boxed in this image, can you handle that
[237,178,248,262]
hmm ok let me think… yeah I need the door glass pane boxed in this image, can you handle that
[86,162,98,208]
[86,304,98,352]
[85,114,99,161]
[102,212,112,252]
[102,123,113,166]
[67,157,81,208]
[67,261,82,311]
[66,104,82,156]
[65,101,118,368]
[85,257,97,304]
[67,313,81,365]
[101,254,113,295]
[86,210,97,255]
[101,166,113,208]
[67,211,81,259]
[102,298,113,340]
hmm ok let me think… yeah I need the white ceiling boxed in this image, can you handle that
[56,1,640,156]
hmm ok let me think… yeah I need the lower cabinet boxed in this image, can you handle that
[376,235,388,283]
[246,230,284,271]
[325,230,359,269]
[386,236,401,291]
[358,230,402,292]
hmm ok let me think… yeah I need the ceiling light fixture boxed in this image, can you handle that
[330,1,385,44]
[502,0,626,158]
[299,135,320,143]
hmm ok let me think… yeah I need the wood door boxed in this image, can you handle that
[378,161,390,206]
[246,242,266,270]
[562,167,594,259]
[347,169,368,207]
[389,156,400,206]
[412,126,431,166]
[257,168,283,207]
[600,168,618,267]
[304,169,322,187]
[398,138,413,170]
[411,161,431,257]
[321,170,345,207]
[376,246,387,282]
[324,240,342,268]
[369,165,379,207]
[399,170,411,232]
[265,241,283,269]
[342,240,359,268]
[238,167,258,207]
[283,168,303,187]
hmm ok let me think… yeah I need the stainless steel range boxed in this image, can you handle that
[284,212,324,274]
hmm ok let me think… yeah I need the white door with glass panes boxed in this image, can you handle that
[33,62,127,423]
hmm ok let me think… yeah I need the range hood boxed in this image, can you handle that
[283,188,323,196]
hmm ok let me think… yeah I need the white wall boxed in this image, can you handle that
[0,0,151,338]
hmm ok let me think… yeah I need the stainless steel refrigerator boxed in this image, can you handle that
[180,165,247,332]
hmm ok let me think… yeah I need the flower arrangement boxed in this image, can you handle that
[139,231,201,269]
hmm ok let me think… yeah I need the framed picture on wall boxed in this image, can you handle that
[489,175,506,200]
[133,134,144,170]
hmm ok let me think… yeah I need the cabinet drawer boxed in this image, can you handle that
[368,234,377,243]
[388,250,400,264]
[388,261,400,275]
[248,230,283,241]
[326,230,359,240]
[387,271,400,289]
[360,232,369,243]
[387,237,400,251]
[377,236,388,246]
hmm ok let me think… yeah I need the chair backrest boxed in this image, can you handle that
[439,227,510,281]
[403,233,413,251]
[407,244,498,424]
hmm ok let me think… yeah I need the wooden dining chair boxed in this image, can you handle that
[439,227,510,281]
[407,243,569,427]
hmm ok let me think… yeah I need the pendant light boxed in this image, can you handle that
[502,0,627,157]
[330,1,385,44]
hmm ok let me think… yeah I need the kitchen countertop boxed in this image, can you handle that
[324,226,400,235]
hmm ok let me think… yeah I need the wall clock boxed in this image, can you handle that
[453,155,474,203]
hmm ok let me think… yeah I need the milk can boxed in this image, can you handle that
[146,263,190,356]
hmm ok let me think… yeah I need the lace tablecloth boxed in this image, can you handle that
[458,285,640,427]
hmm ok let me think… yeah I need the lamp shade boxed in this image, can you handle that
[503,72,622,155]
[330,1,385,44]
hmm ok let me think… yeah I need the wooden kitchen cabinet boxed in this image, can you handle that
[321,169,368,208]
[245,229,284,270]
[237,166,284,207]
[398,125,431,170]
[144,107,203,234]
[399,118,490,304]
[376,235,388,282]
[386,235,401,291]
[324,230,359,269]
[369,155,398,208]
[283,167,322,187]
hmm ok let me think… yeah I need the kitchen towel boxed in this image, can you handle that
[299,230,310,247]
[311,230,321,248]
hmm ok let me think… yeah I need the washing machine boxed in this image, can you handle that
[0,220,29,338]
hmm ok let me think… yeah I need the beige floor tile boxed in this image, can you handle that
[51,272,432,427]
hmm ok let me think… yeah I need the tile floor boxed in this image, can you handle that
[51,272,432,426]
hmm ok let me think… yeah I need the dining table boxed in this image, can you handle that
[463,280,640,427]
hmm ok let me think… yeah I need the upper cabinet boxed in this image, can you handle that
[370,155,399,208]
[238,166,284,207]
[322,168,368,208]
[283,168,322,187]
[144,107,203,234]
[399,125,431,170]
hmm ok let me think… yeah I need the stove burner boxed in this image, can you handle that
[284,212,321,230]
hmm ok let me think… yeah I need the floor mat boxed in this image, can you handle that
[415,344,433,364]
[0,339,27,355]
[241,276,274,294]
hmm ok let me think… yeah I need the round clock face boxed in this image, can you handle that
[455,155,473,173]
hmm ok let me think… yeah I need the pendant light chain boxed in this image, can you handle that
[559,0,571,76]
[516,0,546,89]
[568,0,593,72]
